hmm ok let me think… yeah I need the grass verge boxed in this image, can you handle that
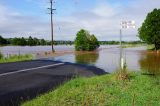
[0,54,33,63]
[22,72,160,106]
[121,44,145,48]
[147,44,155,50]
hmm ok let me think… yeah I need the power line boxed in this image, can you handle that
[48,0,56,52]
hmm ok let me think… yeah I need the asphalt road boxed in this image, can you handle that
[0,60,106,106]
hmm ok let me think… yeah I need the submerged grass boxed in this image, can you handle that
[22,72,160,106]
[0,54,33,63]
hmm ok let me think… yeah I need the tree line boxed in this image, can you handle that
[0,35,144,46]
[138,8,160,50]
[0,36,74,46]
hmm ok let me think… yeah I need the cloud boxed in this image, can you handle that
[60,0,160,41]
[0,0,160,41]
[0,3,50,38]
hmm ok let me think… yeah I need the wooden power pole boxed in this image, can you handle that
[48,0,56,52]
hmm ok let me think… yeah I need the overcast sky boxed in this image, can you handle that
[0,0,160,41]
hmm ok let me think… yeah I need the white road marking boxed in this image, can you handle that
[0,63,64,77]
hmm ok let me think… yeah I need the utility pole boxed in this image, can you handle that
[48,0,56,52]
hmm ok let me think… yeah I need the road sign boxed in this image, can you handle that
[120,20,136,29]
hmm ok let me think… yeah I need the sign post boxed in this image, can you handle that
[120,21,136,70]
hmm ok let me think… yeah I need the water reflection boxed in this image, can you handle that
[139,52,160,75]
[75,52,99,64]
[45,46,149,73]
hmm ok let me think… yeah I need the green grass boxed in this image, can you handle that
[22,72,160,106]
[0,54,33,63]
[147,45,160,51]
[121,44,145,48]
[147,44,155,50]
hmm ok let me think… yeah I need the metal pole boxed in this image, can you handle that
[119,20,136,70]
[120,29,122,47]
[120,29,123,70]
[50,0,55,52]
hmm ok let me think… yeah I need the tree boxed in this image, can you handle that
[0,35,7,45]
[28,36,37,46]
[138,8,160,50]
[33,38,40,45]
[20,37,27,46]
[75,29,89,51]
[90,34,99,49]
[75,29,99,51]
[40,39,46,45]
[11,37,27,46]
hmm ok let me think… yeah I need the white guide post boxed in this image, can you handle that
[120,20,136,70]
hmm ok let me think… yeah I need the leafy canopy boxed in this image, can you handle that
[75,29,99,51]
[138,8,160,50]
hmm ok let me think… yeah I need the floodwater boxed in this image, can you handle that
[0,45,160,74]
[0,45,74,55]
[49,46,160,74]
[48,46,146,73]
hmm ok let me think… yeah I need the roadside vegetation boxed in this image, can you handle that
[0,52,33,63]
[22,70,160,106]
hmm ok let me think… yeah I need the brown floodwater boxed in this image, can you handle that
[0,45,160,74]
[139,52,160,75]
[0,45,74,55]
[47,46,160,74]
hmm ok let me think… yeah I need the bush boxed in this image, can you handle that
[75,29,99,51]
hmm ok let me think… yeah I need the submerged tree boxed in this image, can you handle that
[138,8,160,50]
[75,29,99,51]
